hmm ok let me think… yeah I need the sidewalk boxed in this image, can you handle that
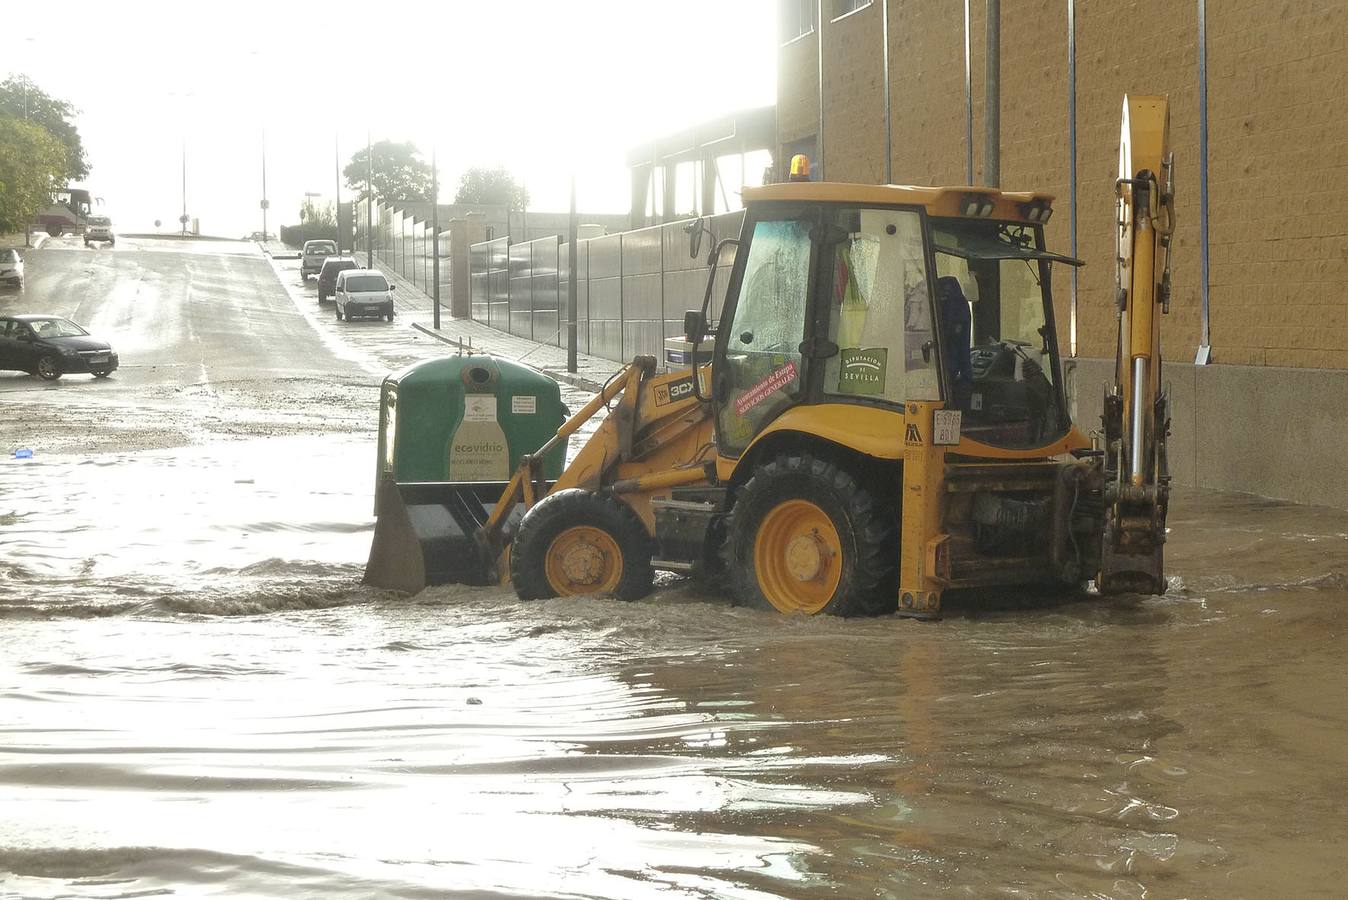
[365,254,624,392]
[0,232,49,251]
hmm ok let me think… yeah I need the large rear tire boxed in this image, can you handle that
[725,453,896,617]
[511,490,655,602]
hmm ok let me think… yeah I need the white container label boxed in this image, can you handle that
[463,395,497,422]
[511,395,537,415]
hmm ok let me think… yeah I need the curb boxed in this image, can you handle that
[411,322,607,392]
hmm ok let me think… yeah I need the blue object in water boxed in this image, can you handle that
[13,448,33,459]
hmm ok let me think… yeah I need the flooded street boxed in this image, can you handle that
[2,241,1347,898]
[4,438,1347,898]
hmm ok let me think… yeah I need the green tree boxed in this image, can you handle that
[454,166,528,209]
[0,76,89,182]
[0,115,69,233]
[343,141,433,203]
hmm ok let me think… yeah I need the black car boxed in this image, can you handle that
[0,315,119,380]
[317,257,360,303]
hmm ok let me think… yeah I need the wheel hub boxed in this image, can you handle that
[545,525,624,595]
[785,532,830,582]
[559,540,606,585]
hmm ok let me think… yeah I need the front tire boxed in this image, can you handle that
[36,355,62,381]
[511,490,655,602]
[335,304,344,321]
[725,453,896,617]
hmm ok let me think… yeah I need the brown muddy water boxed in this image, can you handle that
[1,435,1346,898]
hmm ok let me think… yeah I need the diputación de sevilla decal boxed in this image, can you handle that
[734,361,798,416]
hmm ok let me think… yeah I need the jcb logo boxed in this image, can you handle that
[654,376,695,407]
[905,423,922,445]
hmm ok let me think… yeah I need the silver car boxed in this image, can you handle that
[85,216,115,247]
[300,240,338,280]
[0,249,22,288]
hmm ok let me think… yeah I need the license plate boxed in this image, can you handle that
[88,354,108,364]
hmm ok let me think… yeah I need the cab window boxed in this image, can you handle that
[932,219,1072,447]
[822,207,940,404]
[716,217,812,453]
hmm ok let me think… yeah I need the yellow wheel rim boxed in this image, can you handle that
[753,499,842,614]
[544,526,624,596]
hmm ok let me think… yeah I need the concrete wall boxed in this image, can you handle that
[1068,357,1347,509]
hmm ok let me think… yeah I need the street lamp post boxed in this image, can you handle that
[261,131,269,240]
[180,140,188,237]
[366,132,374,269]
[431,148,440,331]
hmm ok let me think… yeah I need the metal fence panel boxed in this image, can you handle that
[620,225,663,361]
[586,234,623,361]
[508,240,533,339]
[486,237,509,330]
[529,236,560,348]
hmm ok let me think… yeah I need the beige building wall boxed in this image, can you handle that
[776,0,1348,507]
[1207,1,1348,368]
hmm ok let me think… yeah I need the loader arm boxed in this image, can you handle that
[1098,94,1174,595]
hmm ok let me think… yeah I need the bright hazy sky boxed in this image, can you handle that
[3,0,776,237]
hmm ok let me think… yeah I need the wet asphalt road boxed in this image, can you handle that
[0,236,484,456]
[0,235,368,394]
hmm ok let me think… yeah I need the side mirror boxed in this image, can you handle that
[684,218,705,260]
[683,310,707,343]
[388,283,396,291]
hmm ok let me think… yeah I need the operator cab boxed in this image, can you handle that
[931,217,1080,447]
[710,179,1080,454]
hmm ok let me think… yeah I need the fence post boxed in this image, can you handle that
[567,177,577,373]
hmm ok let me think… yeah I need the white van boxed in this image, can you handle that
[333,269,395,322]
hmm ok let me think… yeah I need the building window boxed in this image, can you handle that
[831,0,871,20]
[780,0,816,43]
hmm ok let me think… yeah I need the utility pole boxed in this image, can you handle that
[984,0,1001,187]
[334,134,342,253]
[567,175,578,374]
[432,148,441,331]
[366,132,374,269]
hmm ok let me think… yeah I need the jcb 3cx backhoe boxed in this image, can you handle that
[365,94,1174,617]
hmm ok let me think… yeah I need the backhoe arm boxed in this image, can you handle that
[1098,94,1174,595]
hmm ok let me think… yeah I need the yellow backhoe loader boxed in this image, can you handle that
[365,94,1174,617]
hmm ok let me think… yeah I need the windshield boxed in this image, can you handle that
[88,216,112,226]
[28,318,89,338]
[306,243,336,255]
[932,218,1067,448]
[0,250,18,263]
[344,275,388,292]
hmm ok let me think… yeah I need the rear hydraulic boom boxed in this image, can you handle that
[1098,95,1174,595]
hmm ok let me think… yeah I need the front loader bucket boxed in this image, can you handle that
[363,478,518,593]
